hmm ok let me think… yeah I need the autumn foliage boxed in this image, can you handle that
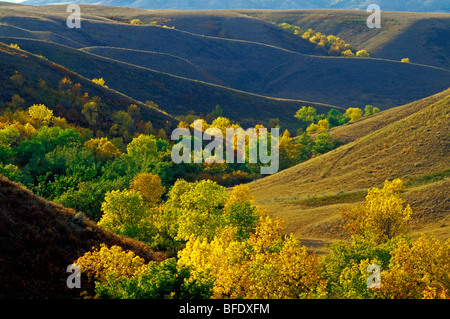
[71,178,449,299]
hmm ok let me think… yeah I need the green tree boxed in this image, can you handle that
[15,139,46,166]
[99,189,154,241]
[162,179,228,242]
[37,145,98,198]
[0,125,20,147]
[321,237,395,298]
[82,100,99,126]
[127,104,142,123]
[312,133,336,155]
[295,106,317,126]
[56,177,127,222]
[96,258,213,299]
[112,110,134,129]
[32,126,81,152]
[227,201,259,241]
[296,132,314,161]
[326,109,347,127]
[176,180,228,241]
[126,134,158,168]
[268,118,280,129]
[10,71,25,86]
[364,105,381,117]
[210,104,223,119]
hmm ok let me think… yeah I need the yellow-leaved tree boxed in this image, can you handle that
[345,107,363,122]
[177,214,321,299]
[341,179,412,244]
[279,129,301,170]
[74,244,146,296]
[84,137,121,160]
[356,50,370,57]
[92,78,107,87]
[28,104,53,126]
[381,235,449,299]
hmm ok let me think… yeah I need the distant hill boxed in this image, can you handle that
[247,9,450,70]
[20,0,450,13]
[1,38,339,132]
[1,4,450,131]
[0,175,165,298]
[247,88,450,254]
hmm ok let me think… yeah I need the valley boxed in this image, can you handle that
[0,1,448,301]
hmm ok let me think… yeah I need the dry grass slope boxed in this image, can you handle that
[248,88,450,254]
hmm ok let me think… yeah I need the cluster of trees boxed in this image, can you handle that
[0,103,178,222]
[130,18,175,29]
[273,22,370,57]
[295,105,381,134]
[4,71,166,144]
[74,179,449,299]
[177,106,340,172]
[1,73,343,228]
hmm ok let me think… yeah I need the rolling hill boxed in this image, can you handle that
[1,3,450,131]
[0,41,180,133]
[0,38,340,131]
[247,88,450,254]
[247,9,450,70]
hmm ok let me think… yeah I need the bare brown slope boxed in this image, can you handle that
[0,175,165,299]
[248,89,450,253]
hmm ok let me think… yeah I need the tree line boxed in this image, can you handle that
[273,22,370,57]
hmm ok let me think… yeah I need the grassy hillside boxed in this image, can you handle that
[1,4,449,122]
[247,88,450,254]
[0,175,165,299]
[327,88,450,143]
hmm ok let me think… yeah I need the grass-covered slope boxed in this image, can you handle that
[247,88,450,253]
